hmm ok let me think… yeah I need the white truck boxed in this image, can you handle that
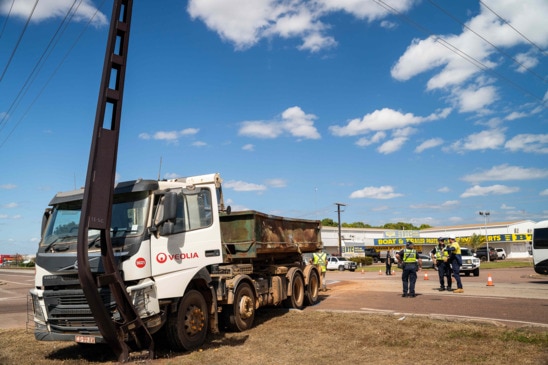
[29,1,322,361]
[30,175,322,357]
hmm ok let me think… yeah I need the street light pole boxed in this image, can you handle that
[335,203,346,256]
[479,211,490,262]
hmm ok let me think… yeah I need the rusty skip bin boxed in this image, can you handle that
[220,210,322,259]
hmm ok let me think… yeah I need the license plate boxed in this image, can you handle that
[75,335,96,344]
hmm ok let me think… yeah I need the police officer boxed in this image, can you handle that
[431,237,450,291]
[396,241,422,298]
[446,235,464,293]
[313,251,328,291]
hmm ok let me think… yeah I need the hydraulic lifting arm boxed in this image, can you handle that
[76,0,154,362]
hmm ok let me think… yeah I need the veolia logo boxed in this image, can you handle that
[156,252,199,264]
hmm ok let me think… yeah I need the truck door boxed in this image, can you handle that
[150,187,223,278]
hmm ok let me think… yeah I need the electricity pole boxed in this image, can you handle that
[335,203,346,256]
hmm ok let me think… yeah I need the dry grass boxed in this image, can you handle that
[1,309,547,365]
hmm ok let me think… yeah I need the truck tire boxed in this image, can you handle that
[165,290,208,351]
[304,269,320,306]
[338,265,345,271]
[473,268,480,277]
[283,272,305,309]
[222,282,255,332]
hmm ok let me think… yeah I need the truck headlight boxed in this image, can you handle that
[30,290,46,323]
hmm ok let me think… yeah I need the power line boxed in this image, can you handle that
[479,0,547,57]
[427,0,546,83]
[0,0,83,134]
[373,0,547,107]
[0,0,16,39]
[0,0,39,83]
[0,0,108,149]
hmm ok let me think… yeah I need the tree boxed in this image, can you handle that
[321,218,337,227]
[467,233,483,251]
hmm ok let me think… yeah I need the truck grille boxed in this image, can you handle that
[43,288,116,332]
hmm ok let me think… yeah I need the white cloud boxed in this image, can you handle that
[239,106,320,140]
[415,138,444,153]
[449,129,505,152]
[349,186,403,199]
[461,164,548,183]
[460,184,519,198]
[500,203,515,210]
[456,85,498,113]
[242,144,254,151]
[0,184,16,190]
[223,180,267,192]
[391,0,548,112]
[377,136,408,154]
[514,51,540,73]
[329,107,451,136]
[438,186,450,193]
[540,189,548,196]
[2,0,107,26]
[2,202,18,209]
[139,128,199,143]
[505,134,548,153]
[355,131,386,147]
[504,111,527,121]
[187,0,415,52]
[265,179,287,188]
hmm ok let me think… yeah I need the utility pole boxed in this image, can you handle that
[335,203,346,256]
[479,211,490,262]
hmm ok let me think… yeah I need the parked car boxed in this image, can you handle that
[363,248,380,263]
[418,254,435,269]
[326,256,357,271]
[460,248,481,276]
[495,248,507,260]
[474,246,498,262]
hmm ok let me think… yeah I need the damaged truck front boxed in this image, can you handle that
[30,173,323,355]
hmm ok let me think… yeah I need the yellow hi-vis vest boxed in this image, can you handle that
[402,249,417,263]
[435,247,448,261]
[313,252,327,272]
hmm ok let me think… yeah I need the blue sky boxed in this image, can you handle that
[0,0,547,255]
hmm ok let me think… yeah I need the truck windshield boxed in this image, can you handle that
[41,191,149,247]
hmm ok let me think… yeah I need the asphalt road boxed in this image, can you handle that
[308,266,548,328]
[2,266,547,331]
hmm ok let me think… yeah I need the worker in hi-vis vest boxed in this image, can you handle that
[313,251,328,291]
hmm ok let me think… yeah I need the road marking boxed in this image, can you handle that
[358,307,548,328]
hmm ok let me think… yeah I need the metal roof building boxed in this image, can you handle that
[321,220,535,259]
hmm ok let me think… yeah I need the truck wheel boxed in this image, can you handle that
[473,268,480,277]
[304,269,320,306]
[283,272,305,309]
[166,290,208,351]
[223,282,255,332]
[338,265,345,271]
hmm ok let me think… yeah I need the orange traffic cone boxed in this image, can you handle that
[424,272,429,280]
[486,273,494,286]
[378,269,382,275]
[392,270,396,275]
[361,269,364,274]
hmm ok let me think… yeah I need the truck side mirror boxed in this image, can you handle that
[41,208,52,237]
[152,192,178,228]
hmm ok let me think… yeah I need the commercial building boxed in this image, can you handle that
[321,220,534,259]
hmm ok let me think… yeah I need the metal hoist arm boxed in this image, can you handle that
[76,0,153,362]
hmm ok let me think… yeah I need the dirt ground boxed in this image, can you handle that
[1,266,547,364]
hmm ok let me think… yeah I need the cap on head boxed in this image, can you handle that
[449,234,456,240]
[406,241,413,247]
